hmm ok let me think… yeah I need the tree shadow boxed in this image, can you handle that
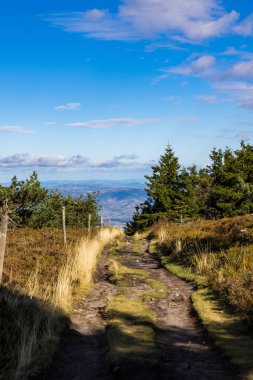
[0,285,68,380]
[36,308,242,380]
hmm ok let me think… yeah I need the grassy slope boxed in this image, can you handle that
[149,240,253,379]
[1,227,122,380]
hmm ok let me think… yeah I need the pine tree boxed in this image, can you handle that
[144,145,182,221]
[207,148,245,217]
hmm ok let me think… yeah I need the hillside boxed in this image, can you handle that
[42,180,146,226]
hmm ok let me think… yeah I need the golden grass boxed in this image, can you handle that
[151,215,253,319]
[52,227,123,312]
[1,227,123,379]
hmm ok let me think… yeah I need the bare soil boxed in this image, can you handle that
[37,239,239,380]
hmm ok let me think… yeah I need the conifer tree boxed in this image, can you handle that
[144,144,182,221]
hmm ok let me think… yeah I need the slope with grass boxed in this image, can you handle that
[150,215,253,379]
[0,227,122,380]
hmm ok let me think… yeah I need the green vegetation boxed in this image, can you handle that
[126,142,253,234]
[107,295,158,366]
[0,171,100,228]
[192,288,253,379]
[106,244,159,370]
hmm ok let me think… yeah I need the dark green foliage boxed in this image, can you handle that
[0,172,100,228]
[127,142,253,234]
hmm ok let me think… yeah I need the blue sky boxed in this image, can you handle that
[1,0,253,181]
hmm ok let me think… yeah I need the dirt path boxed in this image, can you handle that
[37,238,238,380]
[116,239,237,380]
[37,249,115,380]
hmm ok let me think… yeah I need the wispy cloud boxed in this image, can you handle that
[214,81,253,110]
[164,55,216,78]
[0,153,151,170]
[164,96,183,105]
[233,13,253,36]
[47,0,244,43]
[217,128,253,141]
[196,95,232,104]
[0,126,34,134]
[114,154,138,160]
[55,102,81,111]
[221,47,253,60]
[177,116,198,121]
[65,118,159,129]
[227,60,253,79]
[239,122,253,126]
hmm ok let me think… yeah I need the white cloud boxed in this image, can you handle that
[221,47,253,60]
[214,81,253,110]
[55,102,81,111]
[48,0,240,43]
[0,126,34,134]
[65,118,159,129]
[196,95,231,104]
[164,55,216,78]
[0,153,150,170]
[227,60,253,79]
[234,13,253,36]
[217,128,253,141]
[114,154,138,160]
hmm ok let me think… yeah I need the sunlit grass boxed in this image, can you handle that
[1,227,123,379]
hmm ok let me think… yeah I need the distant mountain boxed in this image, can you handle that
[41,180,146,226]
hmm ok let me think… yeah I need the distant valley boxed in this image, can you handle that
[42,180,146,226]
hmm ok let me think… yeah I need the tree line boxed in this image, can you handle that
[0,171,100,228]
[126,142,253,234]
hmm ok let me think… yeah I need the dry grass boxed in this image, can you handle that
[1,226,123,379]
[151,215,253,321]
[52,227,124,312]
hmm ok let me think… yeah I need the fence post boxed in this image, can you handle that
[0,201,9,284]
[175,239,182,253]
[88,214,91,232]
[100,215,104,227]
[62,206,67,245]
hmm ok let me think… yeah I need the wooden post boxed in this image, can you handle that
[175,239,182,253]
[88,214,91,232]
[100,215,104,227]
[0,201,9,284]
[62,206,67,245]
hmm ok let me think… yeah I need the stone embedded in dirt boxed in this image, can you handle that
[170,292,186,302]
